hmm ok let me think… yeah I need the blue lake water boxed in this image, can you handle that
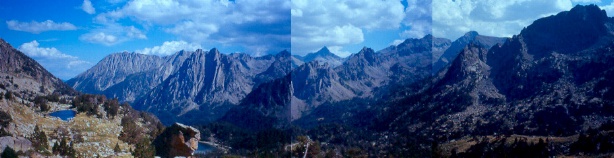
[195,142,216,154]
[49,110,76,121]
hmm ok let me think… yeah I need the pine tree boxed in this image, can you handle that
[4,91,12,100]
[59,137,68,155]
[114,142,121,154]
[33,125,49,151]
[52,141,59,155]
[67,141,77,158]
[1,146,17,158]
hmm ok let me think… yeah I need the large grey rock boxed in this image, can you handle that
[0,136,32,153]
[153,123,200,158]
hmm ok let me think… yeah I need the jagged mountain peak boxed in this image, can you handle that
[569,4,608,22]
[359,47,375,54]
[343,47,377,66]
[303,46,339,58]
[432,31,506,73]
[393,35,434,56]
[276,49,291,57]
[520,4,611,56]
[110,51,158,58]
[315,46,331,55]
[194,49,204,54]
[208,48,219,54]
[298,46,344,67]
[418,34,434,40]
[447,42,489,77]
[457,31,481,42]
[463,31,479,38]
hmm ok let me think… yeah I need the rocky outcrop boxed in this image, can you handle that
[221,74,292,131]
[66,52,166,102]
[432,31,507,73]
[0,136,32,153]
[153,123,200,158]
[0,39,75,97]
[69,48,290,125]
[379,4,614,141]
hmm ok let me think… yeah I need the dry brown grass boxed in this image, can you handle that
[0,97,134,157]
[440,134,579,157]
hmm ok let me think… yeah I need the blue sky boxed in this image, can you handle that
[0,0,290,80]
[433,0,614,40]
[291,0,411,57]
[0,0,612,80]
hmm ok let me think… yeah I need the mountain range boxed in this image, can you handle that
[56,4,614,156]
[68,32,445,125]
[374,4,614,143]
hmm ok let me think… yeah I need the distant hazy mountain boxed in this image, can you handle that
[432,31,507,74]
[66,52,166,102]
[0,39,74,97]
[293,46,345,67]
[291,35,435,120]
[70,34,436,125]
[431,37,452,63]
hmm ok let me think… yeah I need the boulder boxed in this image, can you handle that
[153,123,200,158]
[0,136,32,152]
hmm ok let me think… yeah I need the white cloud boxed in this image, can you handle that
[433,0,574,40]
[19,41,75,59]
[126,26,147,39]
[600,2,614,16]
[6,20,77,34]
[291,0,405,55]
[80,32,118,45]
[82,0,96,14]
[96,0,291,55]
[390,39,405,46]
[18,41,93,79]
[79,24,146,46]
[327,46,351,57]
[135,40,202,56]
[403,0,432,39]
[400,21,430,39]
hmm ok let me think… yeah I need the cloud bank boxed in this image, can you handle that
[94,0,290,55]
[135,40,202,56]
[432,0,574,40]
[6,20,77,34]
[291,0,405,56]
[82,0,96,14]
[18,41,93,79]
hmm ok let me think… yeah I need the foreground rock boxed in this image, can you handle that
[153,123,200,158]
[0,136,32,153]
